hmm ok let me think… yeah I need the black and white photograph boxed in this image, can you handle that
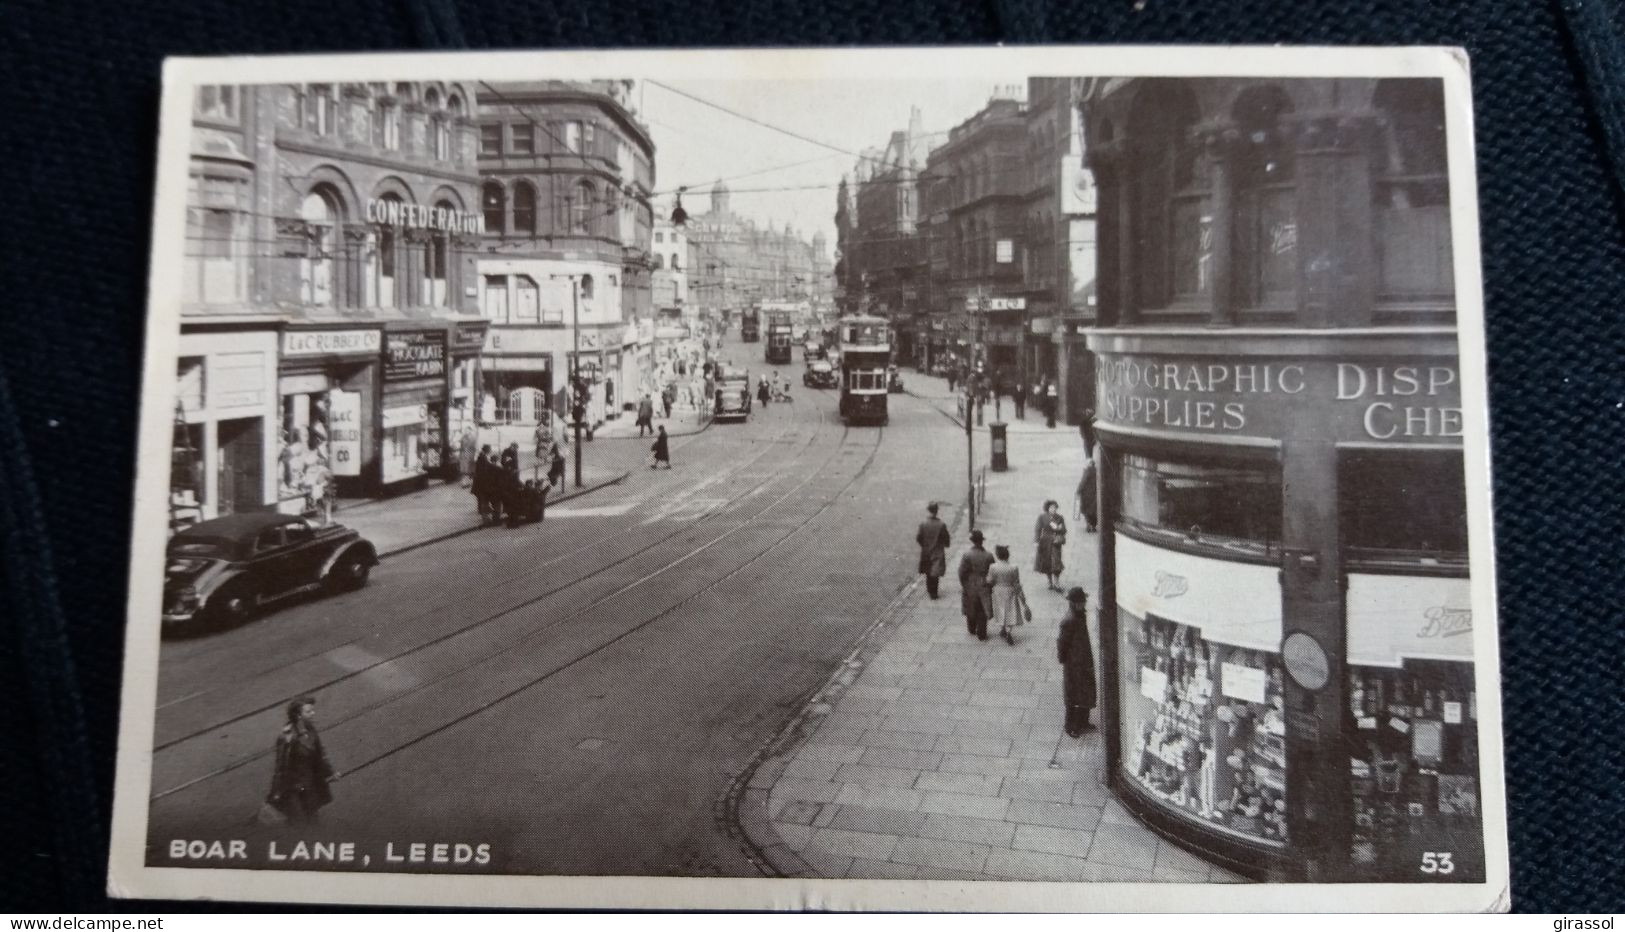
[107,46,1506,911]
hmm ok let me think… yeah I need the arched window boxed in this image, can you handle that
[1232,85,1295,307]
[670,252,681,272]
[374,192,402,307]
[428,199,454,305]
[482,181,506,234]
[442,93,463,162]
[653,253,665,270]
[1373,79,1452,300]
[512,180,537,235]
[572,180,596,233]
[579,273,595,301]
[1127,81,1201,309]
[310,85,336,136]
[299,186,342,306]
[378,92,400,151]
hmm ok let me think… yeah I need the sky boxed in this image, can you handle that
[637,77,1028,254]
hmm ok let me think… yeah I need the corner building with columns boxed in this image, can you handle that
[1084,78,1483,883]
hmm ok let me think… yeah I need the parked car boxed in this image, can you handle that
[803,358,837,389]
[888,365,905,393]
[163,512,379,632]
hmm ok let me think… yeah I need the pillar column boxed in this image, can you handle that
[1198,122,1240,326]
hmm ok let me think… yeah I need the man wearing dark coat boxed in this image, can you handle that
[957,529,995,640]
[472,444,497,523]
[1058,587,1099,736]
[914,502,951,599]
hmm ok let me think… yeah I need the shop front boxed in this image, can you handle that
[481,327,559,426]
[447,321,486,447]
[276,327,381,511]
[379,326,449,490]
[173,325,281,527]
[1090,334,1484,884]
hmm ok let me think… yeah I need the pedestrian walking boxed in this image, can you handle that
[534,417,556,463]
[650,425,672,469]
[548,445,567,489]
[987,544,1033,646]
[957,529,995,641]
[1013,379,1026,419]
[914,502,951,599]
[1079,408,1097,459]
[1034,500,1067,589]
[757,377,771,408]
[1075,457,1099,533]
[1044,380,1059,428]
[636,394,655,438]
[662,384,675,419]
[947,366,958,393]
[458,426,478,488]
[266,696,338,825]
[1058,588,1099,736]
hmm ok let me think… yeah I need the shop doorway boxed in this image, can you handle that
[216,417,264,516]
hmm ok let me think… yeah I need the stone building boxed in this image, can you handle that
[1083,77,1476,884]
[175,80,486,524]
[685,181,828,320]
[474,80,656,425]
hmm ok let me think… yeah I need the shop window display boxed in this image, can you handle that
[1120,612,1288,845]
[1347,660,1482,880]
[1119,453,1281,551]
[280,393,334,514]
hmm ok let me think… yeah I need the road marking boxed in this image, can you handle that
[546,503,638,518]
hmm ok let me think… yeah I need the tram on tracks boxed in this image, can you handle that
[837,314,891,425]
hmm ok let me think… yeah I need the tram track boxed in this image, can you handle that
[151,405,818,733]
[155,410,808,697]
[149,403,872,801]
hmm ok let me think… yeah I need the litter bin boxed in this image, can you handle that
[989,421,1009,472]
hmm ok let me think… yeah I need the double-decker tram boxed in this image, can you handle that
[764,310,794,365]
[739,307,761,342]
[837,314,891,425]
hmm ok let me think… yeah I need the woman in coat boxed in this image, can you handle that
[986,544,1032,646]
[1033,500,1067,590]
[1057,588,1099,736]
[269,696,338,824]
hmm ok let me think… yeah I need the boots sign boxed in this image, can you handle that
[1094,353,1464,444]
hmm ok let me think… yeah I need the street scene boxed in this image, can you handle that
[137,65,1494,895]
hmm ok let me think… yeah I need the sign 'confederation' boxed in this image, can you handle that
[1095,354,1465,444]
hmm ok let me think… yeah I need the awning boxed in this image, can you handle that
[1114,533,1282,653]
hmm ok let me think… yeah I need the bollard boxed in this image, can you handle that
[990,422,1008,472]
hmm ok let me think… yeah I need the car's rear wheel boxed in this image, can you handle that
[331,552,372,591]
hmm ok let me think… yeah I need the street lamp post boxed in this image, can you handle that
[551,273,586,488]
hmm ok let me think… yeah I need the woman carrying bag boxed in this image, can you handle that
[1033,499,1067,590]
[987,544,1033,646]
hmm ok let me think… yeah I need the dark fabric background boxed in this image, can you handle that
[1,0,1621,913]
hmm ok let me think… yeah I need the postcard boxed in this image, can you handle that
[108,45,1508,911]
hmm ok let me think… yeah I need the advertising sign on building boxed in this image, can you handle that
[385,331,447,382]
[328,389,362,477]
[282,329,381,358]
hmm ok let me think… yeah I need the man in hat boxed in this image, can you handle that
[914,502,951,599]
[1058,587,1099,736]
[957,529,995,640]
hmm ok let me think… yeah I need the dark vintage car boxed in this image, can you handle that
[803,358,837,389]
[163,512,379,631]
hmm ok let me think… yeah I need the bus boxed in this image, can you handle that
[739,307,760,342]
[838,314,890,425]
[764,310,794,365]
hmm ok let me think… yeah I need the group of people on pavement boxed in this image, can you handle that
[914,497,1099,740]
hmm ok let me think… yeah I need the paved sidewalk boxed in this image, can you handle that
[737,423,1244,883]
[906,369,1076,436]
[592,402,713,440]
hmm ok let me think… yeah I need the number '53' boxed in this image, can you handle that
[1420,851,1455,875]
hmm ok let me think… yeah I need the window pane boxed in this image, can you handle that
[1339,450,1468,562]
[1119,454,1281,548]
[509,123,533,155]
[1171,198,1212,297]
[480,123,503,157]
[1259,188,1296,298]
[482,275,509,321]
[514,276,540,323]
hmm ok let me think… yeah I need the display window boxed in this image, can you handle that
[1340,450,1468,568]
[1347,659,1482,880]
[1119,453,1280,553]
[1119,610,1289,846]
[381,404,429,484]
[279,391,333,501]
